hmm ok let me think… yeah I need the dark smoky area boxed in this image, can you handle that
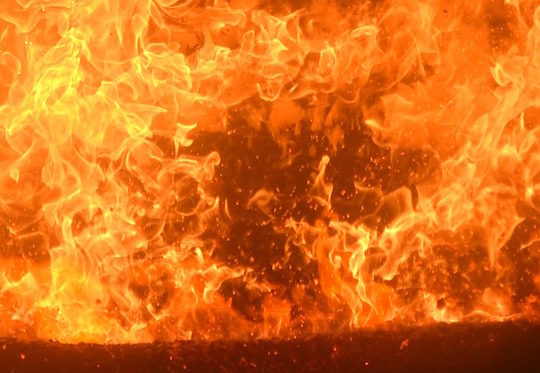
[178,90,449,326]
[167,89,540,327]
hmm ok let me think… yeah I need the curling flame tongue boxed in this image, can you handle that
[0,0,539,343]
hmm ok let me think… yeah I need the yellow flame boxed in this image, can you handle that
[0,0,538,343]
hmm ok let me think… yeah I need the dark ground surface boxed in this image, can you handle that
[1,322,539,372]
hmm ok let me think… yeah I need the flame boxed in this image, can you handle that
[0,0,538,343]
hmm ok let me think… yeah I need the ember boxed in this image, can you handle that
[0,0,538,355]
[1,322,539,372]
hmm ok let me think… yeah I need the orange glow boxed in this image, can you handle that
[0,0,538,343]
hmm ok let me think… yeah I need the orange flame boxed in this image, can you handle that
[0,0,538,343]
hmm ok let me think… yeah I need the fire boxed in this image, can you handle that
[0,0,538,343]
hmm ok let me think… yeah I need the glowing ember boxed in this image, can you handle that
[0,0,538,343]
